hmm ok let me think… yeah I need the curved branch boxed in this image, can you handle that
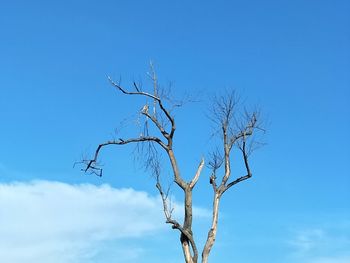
[83,136,168,175]
[108,76,159,101]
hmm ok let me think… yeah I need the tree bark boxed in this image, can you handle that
[201,192,220,263]
[181,187,197,263]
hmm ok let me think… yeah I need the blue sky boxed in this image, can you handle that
[0,0,349,262]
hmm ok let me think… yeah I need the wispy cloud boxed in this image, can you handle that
[289,228,326,254]
[0,180,209,263]
[287,223,350,263]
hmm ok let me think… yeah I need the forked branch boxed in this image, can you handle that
[107,76,176,139]
[202,94,264,262]
[223,136,252,193]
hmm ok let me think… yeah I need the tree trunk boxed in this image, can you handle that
[181,234,194,263]
[202,192,220,263]
[181,188,197,263]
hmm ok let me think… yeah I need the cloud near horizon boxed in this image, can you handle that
[0,180,209,263]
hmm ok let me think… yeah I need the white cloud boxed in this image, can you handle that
[0,180,209,263]
[289,228,326,253]
[288,225,350,263]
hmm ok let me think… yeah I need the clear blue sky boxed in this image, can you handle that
[0,1,349,262]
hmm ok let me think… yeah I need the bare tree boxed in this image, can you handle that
[79,63,264,263]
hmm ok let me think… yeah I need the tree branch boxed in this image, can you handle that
[108,76,176,140]
[220,123,231,187]
[156,174,198,262]
[224,137,252,193]
[228,112,258,149]
[141,111,169,139]
[189,158,204,189]
[83,136,168,175]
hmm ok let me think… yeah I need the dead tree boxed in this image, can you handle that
[79,64,264,263]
